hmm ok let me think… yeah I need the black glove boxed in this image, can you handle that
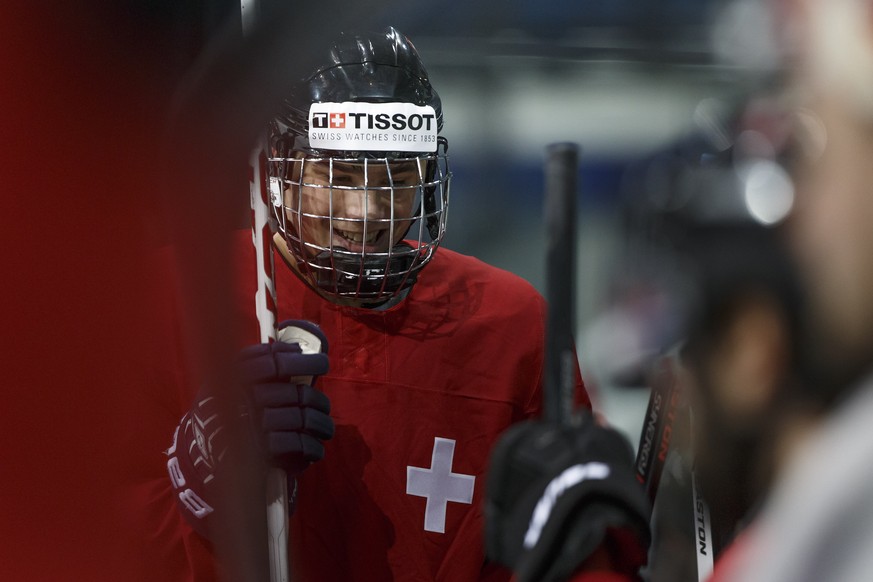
[485,420,651,582]
[166,320,333,537]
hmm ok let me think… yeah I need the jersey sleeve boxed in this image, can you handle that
[118,359,220,582]
[564,538,646,582]
[573,338,593,412]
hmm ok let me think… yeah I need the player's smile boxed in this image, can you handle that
[277,158,425,257]
[331,224,389,253]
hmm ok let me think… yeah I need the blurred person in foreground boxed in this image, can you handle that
[0,3,204,580]
[485,0,873,580]
[484,102,810,582]
[718,0,873,579]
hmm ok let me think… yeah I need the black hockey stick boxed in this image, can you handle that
[633,350,681,505]
[543,143,580,425]
[636,352,718,582]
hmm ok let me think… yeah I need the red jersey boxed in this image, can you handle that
[137,231,590,581]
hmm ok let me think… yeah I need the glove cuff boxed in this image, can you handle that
[166,404,220,538]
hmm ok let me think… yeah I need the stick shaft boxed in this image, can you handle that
[633,351,680,505]
[240,2,288,577]
[688,406,715,581]
[543,143,579,425]
[240,0,258,36]
[250,145,287,582]
[251,148,278,344]
[691,465,714,580]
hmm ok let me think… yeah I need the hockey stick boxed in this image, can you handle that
[633,349,681,505]
[691,465,715,581]
[241,3,293,581]
[634,350,714,582]
[688,406,714,582]
[543,143,580,425]
[250,146,294,582]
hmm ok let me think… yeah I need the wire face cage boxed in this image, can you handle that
[268,140,450,304]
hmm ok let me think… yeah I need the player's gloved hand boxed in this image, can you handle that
[166,320,332,537]
[485,420,651,582]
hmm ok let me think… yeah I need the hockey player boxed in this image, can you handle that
[155,26,591,581]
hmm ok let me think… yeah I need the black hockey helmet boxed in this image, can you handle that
[267,26,450,305]
[273,26,444,154]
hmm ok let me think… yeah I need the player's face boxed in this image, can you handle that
[282,158,424,255]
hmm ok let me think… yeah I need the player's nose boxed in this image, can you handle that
[337,188,394,221]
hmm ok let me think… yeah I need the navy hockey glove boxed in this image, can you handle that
[485,420,651,582]
[166,320,333,537]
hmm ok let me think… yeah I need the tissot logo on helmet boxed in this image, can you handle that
[311,112,329,129]
[329,113,346,129]
[308,102,438,153]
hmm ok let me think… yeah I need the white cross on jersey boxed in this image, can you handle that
[406,437,475,534]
